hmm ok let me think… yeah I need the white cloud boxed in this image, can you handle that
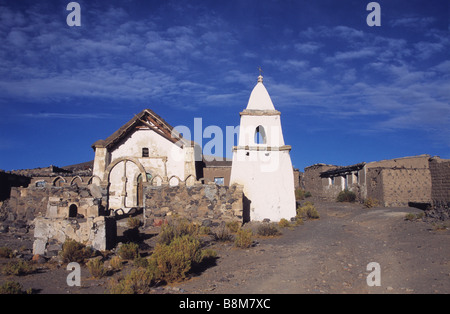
[294,42,321,54]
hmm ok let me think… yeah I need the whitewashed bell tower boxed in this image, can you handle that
[230,74,296,222]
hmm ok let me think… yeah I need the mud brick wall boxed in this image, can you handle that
[380,168,432,207]
[365,168,384,203]
[143,183,243,225]
[429,157,450,209]
[303,164,337,199]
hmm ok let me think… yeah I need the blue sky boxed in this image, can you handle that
[0,0,449,172]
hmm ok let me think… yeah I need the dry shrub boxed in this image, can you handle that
[278,218,291,228]
[336,189,356,202]
[60,239,93,264]
[295,188,312,200]
[109,256,123,271]
[0,247,14,258]
[157,219,199,245]
[297,201,320,220]
[363,197,379,208]
[226,221,241,233]
[151,235,203,282]
[86,258,108,279]
[118,242,139,261]
[257,223,282,237]
[2,260,36,276]
[213,225,233,242]
[127,216,141,229]
[0,281,31,294]
[108,268,155,294]
[234,229,253,249]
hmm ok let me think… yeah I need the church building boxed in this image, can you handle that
[91,109,198,211]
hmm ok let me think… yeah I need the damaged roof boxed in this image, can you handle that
[320,162,366,177]
[91,108,194,150]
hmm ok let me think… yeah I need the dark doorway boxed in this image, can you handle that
[69,204,78,218]
[137,173,152,207]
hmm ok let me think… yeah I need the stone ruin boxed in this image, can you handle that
[31,184,117,255]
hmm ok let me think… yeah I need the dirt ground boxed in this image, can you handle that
[1,199,449,294]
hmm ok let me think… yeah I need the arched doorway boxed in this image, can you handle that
[69,204,78,218]
[137,173,152,207]
[104,157,148,210]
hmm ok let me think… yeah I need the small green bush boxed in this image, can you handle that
[133,256,150,268]
[336,189,356,202]
[405,212,425,221]
[0,281,31,294]
[257,223,282,237]
[151,235,203,282]
[2,260,36,276]
[363,197,379,208]
[0,247,14,259]
[295,188,312,200]
[213,225,233,242]
[226,221,241,233]
[157,219,199,245]
[278,218,291,228]
[404,213,416,221]
[200,248,217,261]
[108,268,155,294]
[109,256,123,271]
[297,201,320,219]
[60,239,93,264]
[234,229,253,249]
[127,216,141,229]
[86,258,108,279]
[118,242,139,260]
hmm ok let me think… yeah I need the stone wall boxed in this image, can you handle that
[302,164,337,199]
[1,184,106,222]
[143,183,244,226]
[429,157,450,219]
[33,216,116,255]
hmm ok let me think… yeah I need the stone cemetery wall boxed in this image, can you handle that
[144,183,244,226]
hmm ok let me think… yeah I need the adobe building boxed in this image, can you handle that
[199,156,233,186]
[229,75,297,222]
[303,154,445,208]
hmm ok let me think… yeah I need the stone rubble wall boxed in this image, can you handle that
[144,183,244,226]
[1,184,105,222]
[428,157,450,220]
[33,216,116,255]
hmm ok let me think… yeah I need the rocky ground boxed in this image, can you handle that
[0,199,449,294]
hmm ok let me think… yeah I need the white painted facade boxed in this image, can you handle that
[230,75,296,222]
[92,109,197,211]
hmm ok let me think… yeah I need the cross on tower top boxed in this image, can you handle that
[257,66,263,83]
